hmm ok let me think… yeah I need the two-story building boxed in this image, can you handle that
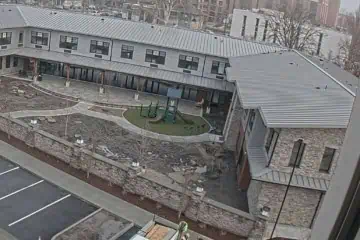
[0,4,281,114]
[223,50,357,239]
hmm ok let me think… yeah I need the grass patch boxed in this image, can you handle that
[124,107,210,136]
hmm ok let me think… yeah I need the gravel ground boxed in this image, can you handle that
[21,114,248,210]
[0,78,76,113]
[55,210,131,240]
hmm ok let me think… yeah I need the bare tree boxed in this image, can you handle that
[267,5,321,52]
[177,168,195,219]
[64,100,71,140]
[339,6,360,77]
[131,121,151,165]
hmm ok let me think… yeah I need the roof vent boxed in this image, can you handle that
[289,62,294,65]
[54,12,57,14]
[214,36,218,39]
[151,25,154,28]
[315,87,321,89]
[8,9,12,11]
[101,18,104,21]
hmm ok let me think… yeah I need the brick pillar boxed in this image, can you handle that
[99,71,105,94]
[32,58,38,81]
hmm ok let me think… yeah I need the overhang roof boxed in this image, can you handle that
[0,48,234,91]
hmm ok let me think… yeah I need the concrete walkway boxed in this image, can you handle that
[10,102,222,143]
[0,140,213,240]
[34,74,202,116]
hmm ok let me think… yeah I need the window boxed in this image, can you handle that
[263,20,269,41]
[265,129,280,162]
[90,40,110,55]
[5,56,10,68]
[145,49,166,65]
[31,31,49,46]
[248,110,255,131]
[0,32,12,45]
[121,45,134,59]
[289,139,306,167]
[178,55,199,70]
[211,61,229,75]
[254,18,260,40]
[241,15,247,37]
[59,35,78,50]
[0,57,2,70]
[319,147,336,172]
[13,57,18,67]
[18,31,23,43]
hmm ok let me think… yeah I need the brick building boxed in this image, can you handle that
[223,50,358,239]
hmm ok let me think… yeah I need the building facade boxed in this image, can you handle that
[223,51,356,239]
[0,5,282,113]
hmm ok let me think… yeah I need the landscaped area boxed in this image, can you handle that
[123,107,210,136]
[0,78,76,113]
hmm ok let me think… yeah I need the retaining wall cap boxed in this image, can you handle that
[203,197,255,221]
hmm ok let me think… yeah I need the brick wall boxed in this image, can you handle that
[255,181,322,228]
[0,114,256,237]
[270,128,346,180]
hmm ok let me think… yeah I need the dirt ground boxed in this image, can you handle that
[56,210,131,240]
[21,114,248,211]
[0,78,76,113]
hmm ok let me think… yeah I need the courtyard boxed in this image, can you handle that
[0,76,248,211]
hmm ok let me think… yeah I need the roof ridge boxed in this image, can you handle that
[16,5,29,26]
[293,49,356,97]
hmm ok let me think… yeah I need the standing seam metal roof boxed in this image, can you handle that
[228,51,355,128]
[0,5,283,58]
[247,147,330,191]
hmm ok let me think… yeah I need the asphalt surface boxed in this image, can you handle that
[0,156,97,240]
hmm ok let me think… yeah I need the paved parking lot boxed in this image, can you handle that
[0,157,98,240]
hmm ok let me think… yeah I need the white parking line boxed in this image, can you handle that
[8,194,71,227]
[0,167,19,176]
[0,180,44,201]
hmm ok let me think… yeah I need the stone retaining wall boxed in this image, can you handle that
[0,114,256,237]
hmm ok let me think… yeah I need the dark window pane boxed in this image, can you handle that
[289,140,306,167]
[319,147,336,172]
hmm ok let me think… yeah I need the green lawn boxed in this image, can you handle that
[124,107,210,136]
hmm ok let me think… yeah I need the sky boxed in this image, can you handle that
[340,0,360,12]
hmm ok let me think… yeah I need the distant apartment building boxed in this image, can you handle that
[199,0,230,23]
[326,0,340,27]
[230,9,351,59]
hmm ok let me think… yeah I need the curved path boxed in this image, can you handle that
[9,102,221,143]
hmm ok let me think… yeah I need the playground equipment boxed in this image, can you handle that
[140,101,159,118]
[142,88,194,125]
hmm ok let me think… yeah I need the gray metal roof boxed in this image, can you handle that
[308,55,359,94]
[228,51,355,128]
[0,5,283,58]
[2,48,234,91]
[247,146,329,191]
[0,5,26,29]
[254,170,330,191]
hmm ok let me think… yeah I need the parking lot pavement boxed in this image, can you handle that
[0,157,98,240]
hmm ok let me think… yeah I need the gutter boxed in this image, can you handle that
[293,49,356,97]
